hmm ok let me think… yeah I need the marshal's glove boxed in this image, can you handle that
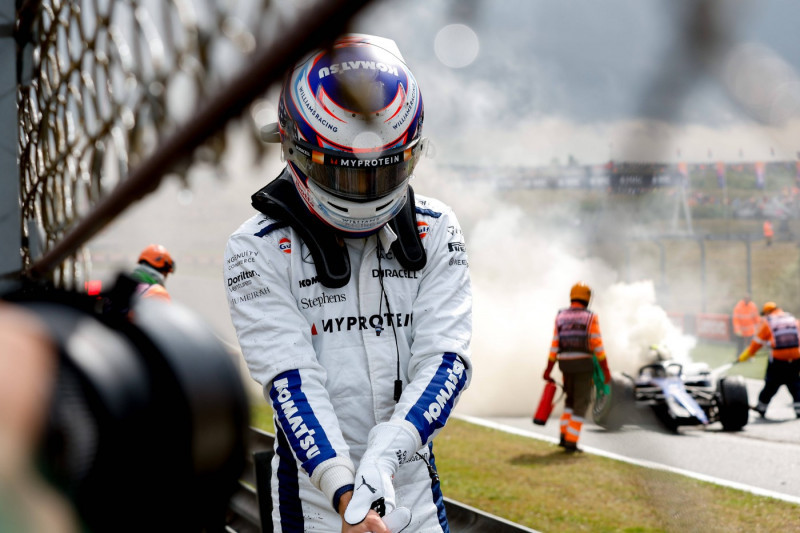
[543,359,556,382]
[599,357,611,384]
[344,421,417,532]
[737,349,751,363]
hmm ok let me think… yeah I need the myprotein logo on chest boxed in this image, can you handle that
[310,312,413,336]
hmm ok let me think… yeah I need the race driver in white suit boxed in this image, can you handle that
[224,34,472,533]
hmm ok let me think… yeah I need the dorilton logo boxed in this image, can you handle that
[228,270,258,286]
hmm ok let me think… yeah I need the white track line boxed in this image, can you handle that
[455,414,800,506]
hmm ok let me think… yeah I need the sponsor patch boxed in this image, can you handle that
[226,250,259,270]
[417,221,429,239]
[279,237,292,254]
[300,292,347,309]
[319,313,413,333]
[229,287,271,306]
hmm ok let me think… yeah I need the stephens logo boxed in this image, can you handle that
[417,221,429,239]
[300,292,347,309]
[279,238,291,254]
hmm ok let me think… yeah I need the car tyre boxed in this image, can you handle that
[592,372,633,430]
[718,375,749,431]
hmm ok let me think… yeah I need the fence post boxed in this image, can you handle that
[744,238,752,296]
[697,237,706,312]
[254,451,274,533]
[0,0,21,291]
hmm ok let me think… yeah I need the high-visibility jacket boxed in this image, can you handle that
[137,282,171,301]
[732,299,760,337]
[763,221,774,238]
[131,264,171,301]
[550,302,607,365]
[747,309,800,362]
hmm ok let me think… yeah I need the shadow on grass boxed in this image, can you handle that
[509,450,588,467]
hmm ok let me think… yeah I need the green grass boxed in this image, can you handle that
[435,419,799,532]
[690,340,767,379]
[248,385,798,532]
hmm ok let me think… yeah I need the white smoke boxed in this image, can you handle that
[414,163,696,417]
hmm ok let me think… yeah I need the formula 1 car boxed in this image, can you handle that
[592,359,750,432]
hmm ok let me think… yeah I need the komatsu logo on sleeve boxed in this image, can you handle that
[318,61,399,78]
[273,377,320,460]
[422,357,467,426]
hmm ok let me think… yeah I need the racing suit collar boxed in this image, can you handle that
[377,224,398,254]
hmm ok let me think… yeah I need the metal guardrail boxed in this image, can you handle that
[226,427,538,533]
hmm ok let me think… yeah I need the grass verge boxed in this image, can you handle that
[690,340,767,379]
[435,419,798,532]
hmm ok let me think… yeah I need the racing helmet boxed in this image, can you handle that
[275,34,425,236]
[570,282,592,304]
[138,244,175,275]
[761,301,777,315]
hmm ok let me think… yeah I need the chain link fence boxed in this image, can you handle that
[15,0,370,287]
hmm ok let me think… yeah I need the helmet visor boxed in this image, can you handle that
[291,137,425,201]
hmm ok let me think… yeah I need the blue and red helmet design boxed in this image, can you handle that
[276,34,426,236]
[279,34,423,154]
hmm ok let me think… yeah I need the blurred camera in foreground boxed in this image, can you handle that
[1,274,249,532]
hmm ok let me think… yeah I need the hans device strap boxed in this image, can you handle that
[251,172,426,288]
[388,185,427,271]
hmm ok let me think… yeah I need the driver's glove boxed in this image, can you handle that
[344,421,418,532]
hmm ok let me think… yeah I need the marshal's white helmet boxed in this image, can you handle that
[274,34,425,236]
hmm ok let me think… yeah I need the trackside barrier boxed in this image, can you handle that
[668,311,738,342]
[226,427,539,533]
[694,313,731,342]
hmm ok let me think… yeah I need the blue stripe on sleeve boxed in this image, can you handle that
[276,426,304,530]
[415,206,442,218]
[255,221,289,238]
[405,352,469,443]
[269,370,336,475]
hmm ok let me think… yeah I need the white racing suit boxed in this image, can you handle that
[225,191,472,532]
